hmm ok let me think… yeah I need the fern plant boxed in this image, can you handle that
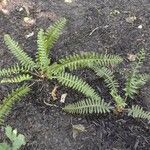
[0,125,26,150]
[63,49,150,121]
[0,18,122,124]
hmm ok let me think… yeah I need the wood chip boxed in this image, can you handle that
[50,86,58,101]
[126,16,137,23]
[60,93,67,103]
[23,17,36,26]
[65,0,72,3]
[25,32,34,39]
[72,124,86,139]
[127,53,136,61]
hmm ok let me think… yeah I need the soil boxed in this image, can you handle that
[0,0,150,150]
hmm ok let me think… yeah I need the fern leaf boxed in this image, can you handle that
[0,85,30,124]
[53,73,100,100]
[110,90,126,110]
[124,49,146,98]
[56,52,123,72]
[0,64,28,78]
[63,98,111,114]
[124,74,149,99]
[45,18,66,53]
[1,74,32,83]
[91,66,127,109]
[36,29,50,72]
[4,34,36,70]
[128,105,150,121]
[137,73,150,82]
[92,66,119,92]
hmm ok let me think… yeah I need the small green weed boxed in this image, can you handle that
[0,125,26,150]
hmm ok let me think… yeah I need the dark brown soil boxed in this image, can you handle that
[0,0,150,150]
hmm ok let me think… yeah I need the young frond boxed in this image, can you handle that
[124,74,149,99]
[0,85,30,124]
[110,90,126,111]
[45,18,66,53]
[0,64,28,78]
[1,74,32,84]
[4,34,36,70]
[36,29,50,71]
[128,105,150,121]
[57,52,123,72]
[63,98,112,114]
[53,73,100,100]
[90,66,127,110]
[137,73,150,82]
[91,66,119,92]
[124,49,146,99]
[134,49,145,70]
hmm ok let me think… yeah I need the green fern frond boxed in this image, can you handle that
[57,52,123,72]
[91,66,126,109]
[124,49,146,99]
[128,105,150,121]
[0,64,28,78]
[47,63,62,77]
[45,18,66,53]
[91,66,119,92]
[4,34,36,70]
[0,85,30,124]
[1,74,32,84]
[63,98,112,114]
[36,29,50,71]
[53,73,100,100]
[137,73,150,82]
[110,90,126,110]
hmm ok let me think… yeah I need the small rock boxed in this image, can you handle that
[126,16,137,23]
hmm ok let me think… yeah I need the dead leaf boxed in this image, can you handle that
[0,0,7,8]
[126,16,137,23]
[25,32,34,39]
[23,17,36,26]
[72,124,86,139]
[127,53,136,61]
[50,86,58,101]
[0,0,9,14]
[60,93,67,103]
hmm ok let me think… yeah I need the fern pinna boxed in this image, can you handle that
[0,85,30,125]
[0,18,123,124]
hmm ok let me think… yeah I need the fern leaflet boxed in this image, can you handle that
[0,64,28,78]
[92,66,119,92]
[0,85,30,124]
[128,105,150,121]
[91,66,127,110]
[1,74,32,83]
[57,52,123,72]
[63,98,111,114]
[53,73,100,100]
[124,49,146,98]
[4,34,36,70]
[36,29,50,72]
[45,18,66,53]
